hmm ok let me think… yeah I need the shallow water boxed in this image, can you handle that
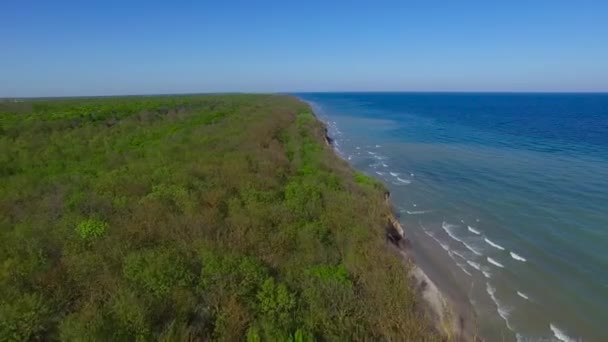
[297,92,608,342]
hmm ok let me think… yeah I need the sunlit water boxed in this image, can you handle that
[297,93,608,342]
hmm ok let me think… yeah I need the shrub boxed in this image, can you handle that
[256,278,296,327]
[0,293,50,341]
[75,218,108,240]
[123,247,194,299]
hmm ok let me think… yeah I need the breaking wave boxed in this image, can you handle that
[484,237,505,250]
[487,257,504,268]
[550,323,576,342]
[466,260,482,271]
[467,226,481,235]
[486,283,515,332]
[463,240,483,256]
[510,252,527,262]
[517,291,530,301]
[406,210,432,215]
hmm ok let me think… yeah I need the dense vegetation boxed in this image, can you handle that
[0,95,439,340]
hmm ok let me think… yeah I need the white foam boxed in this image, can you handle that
[382,163,388,168]
[367,151,376,155]
[442,222,464,243]
[484,237,505,251]
[375,171,385,176]
[486,283,515,331]
[375,144,381,147]
[410,172,415,177]
[347,155,352,160]
[412,203,417,207]
[406,210,432,215]
[467,226,481,235]
[395,177,411,184]
[451,250,466,260]
[550,323,576,342]
[482,270,492,278]
[391,181,410,186]
[517,291,530,300]
[423,230,450,251]
[441,222,484,256]
[467,260,482,271]
[510,252,527,262]
[463,241,484,256]
[487,257,504,268]
[356,146,360,150]
[389,172,399,177]
[457,264,473,276]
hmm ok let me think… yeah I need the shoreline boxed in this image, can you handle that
[308,100,479,341]
[387,196,479,342]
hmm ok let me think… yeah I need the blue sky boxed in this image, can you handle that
[2,1,608,96]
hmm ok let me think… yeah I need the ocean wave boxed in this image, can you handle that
[482,270,492,278]
[451,250,467,260]
[375,144,381,147]
[442,222,484,256]
[423,230,450,251]
[367,151,376,155]
[391,181,410,186]
[467,226,481,235]
[486,283,515,331]
[467,260,482,271]
[550,323,576,342]
[484,237,505,250]
[389,172,399,177]
[516,291,530,301]
[487,257,504,268]
[382,162,388,167]
[406,210,431,215]
[510,252,527,262]
[395,177,411,184]
[463,240,483,256]
[457,264,473,276]
[442,222,463,242]
[375,171,385,176]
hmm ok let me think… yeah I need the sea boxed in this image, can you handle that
[296,93,608,342]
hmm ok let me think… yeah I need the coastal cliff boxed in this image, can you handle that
[313,102,477,342]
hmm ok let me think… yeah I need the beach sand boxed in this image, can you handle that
[386,218,479,341]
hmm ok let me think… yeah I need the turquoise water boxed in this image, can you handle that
[297,93,608,342]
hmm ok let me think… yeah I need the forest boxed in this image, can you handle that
[0,95,439,340]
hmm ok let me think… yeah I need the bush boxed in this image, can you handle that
[123,247,194,299]
[75,218,108,240]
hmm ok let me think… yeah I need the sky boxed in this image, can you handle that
[1,1,608,97]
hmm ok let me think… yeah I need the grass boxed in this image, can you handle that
[0,94,441,340]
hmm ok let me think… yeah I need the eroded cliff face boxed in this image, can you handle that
[384,191,407,245]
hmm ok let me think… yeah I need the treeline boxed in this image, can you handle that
[0,95,439,340]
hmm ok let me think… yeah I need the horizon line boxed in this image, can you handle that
[3,90,608,100]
